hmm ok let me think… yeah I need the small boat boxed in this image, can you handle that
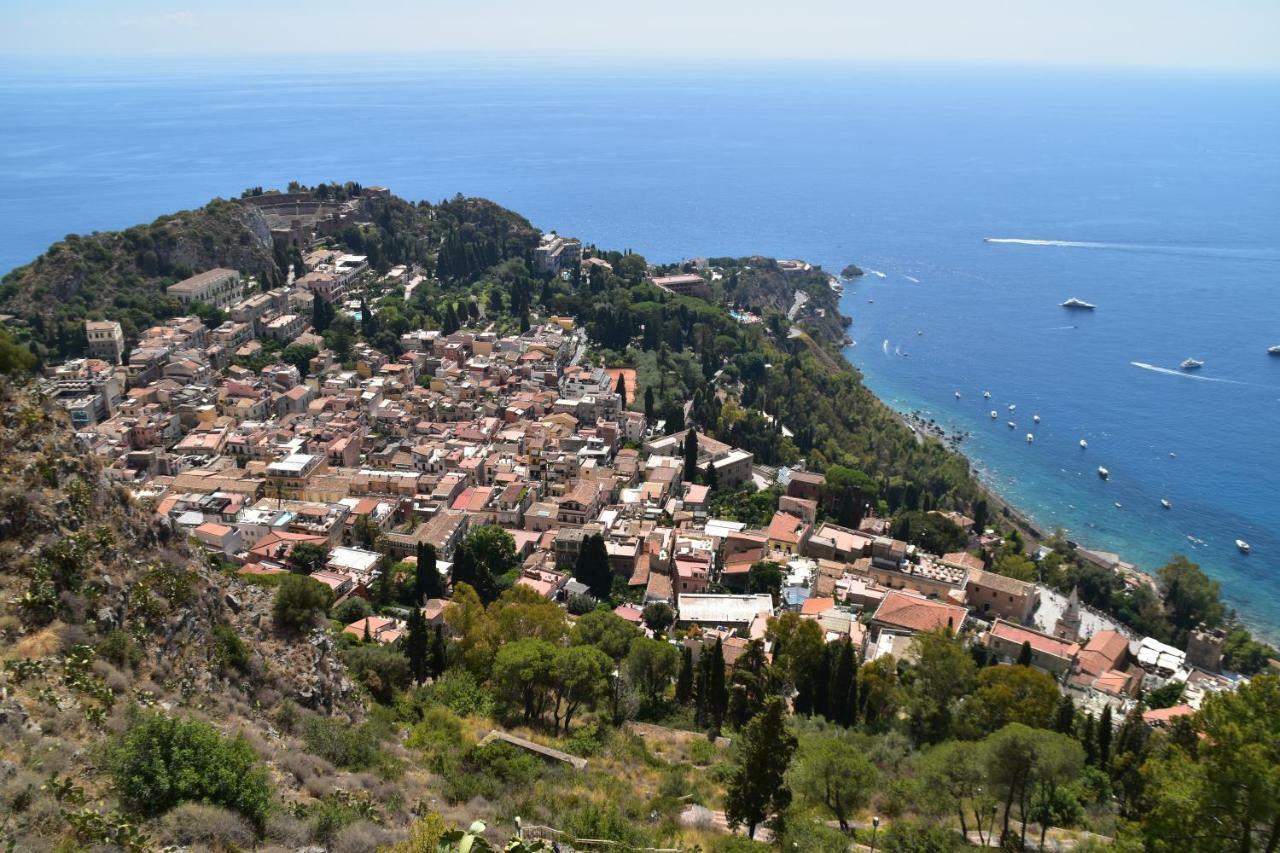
[1115,502,1123,509]
[1007,421,1016,429]
[1026,433,1034,443]
[1268,345,1280,355]
[917,330,924,336]
[1098,466,1109,479]
[983,391,991,399]
[954,391,962,399]
[1060,297,1097,310]
[1033,414,1040,423]
[1161,499,1171,509]
[1236,539,1251,554]
[1169,452,1176,458]
[1080,439,1088,449]
[1181,358,1204,370]
[1008,404,1016,411]
[990,410,998,419]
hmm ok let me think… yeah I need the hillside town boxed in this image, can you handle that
[45,233,1248,738]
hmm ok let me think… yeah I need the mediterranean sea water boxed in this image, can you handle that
[2,59,1277,636]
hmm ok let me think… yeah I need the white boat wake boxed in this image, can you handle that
[882,339,890,355]
[903,274,920,283]
[1130,361,1249,385]
[986,237,1280,262]
[868,269,887,278]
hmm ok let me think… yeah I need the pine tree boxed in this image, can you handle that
[1098,704,1113,769]
[723,697,798,839]
[406,607,429,686]
[676,645,694,705]
[414,542,442,602]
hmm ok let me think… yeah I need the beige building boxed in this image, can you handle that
[85,320,126,364]
[167,268,244,310]
[964,567,1039,624]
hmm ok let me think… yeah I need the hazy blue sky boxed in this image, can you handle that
[2,0,1278,70]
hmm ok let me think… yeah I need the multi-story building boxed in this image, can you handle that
[166,268,244,310]
[85,320,126,364]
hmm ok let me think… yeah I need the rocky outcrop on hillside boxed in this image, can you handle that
[723,255,850,346]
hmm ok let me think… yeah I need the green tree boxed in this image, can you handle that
[288,541,329,574]
[747,560,783,600]
[676,645,694,705]
[0,328,36,375]
[642,601,676,636]
[272,574,332,631]
[571,607,639,662]
[683,429,699,483]
[1157,555,1225,644]
[615,372,627,408]
[724,697,798,839]
[414,542,444,602]
[915,739,994,844]
[956,665,1061,738]
[280,342,318,374]
[573,533,613,600]
[549,645,612,734]
[905,628,977,744]
[790,734,878,831]
[453,525,517,603]
[706,637,729,733]
[1097,704,1113,770]
[625,637,681,705]
[828,638,857,727]
[822,464,876,527]
[109,713,272,831]
[405,606,430,686]
[984,724,1084,850]
[492,638,556,723]
[429,624,448,679]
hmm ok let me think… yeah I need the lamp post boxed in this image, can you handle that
[870,815,880,853]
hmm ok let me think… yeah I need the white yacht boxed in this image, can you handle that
[1007,421,1016,429]
[990,410,998,419]
[1236,539,1251,554]
[1060,297,1097,310]
[983,390,991,399]
[1026,433,1034,443]
[1181,358,1204,370]
[1033,414,1040,424]
[1097,466,1109,479]
[1269,345,1280,355]
[1080,439,1088,449]
[954,391,962,399]
[1008,404,1016,412]
[1161,499,1171,509]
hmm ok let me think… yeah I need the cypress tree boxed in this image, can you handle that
[1098,704,1113,769]
[708,638,728,733]
[1016,640,1033,667]
[429,624,447,679]
[694,648,710,727]
[676,645,694,705]
[414,542,442,602]
[830,639,856,727]
[405,607,429,686]
[573,533,613,600]
[362,618,371,643]
[644,386,655,421]
[812,643,833,720]
[1081,712,1097,766]
[683,430,699,484]
[1054,695,1076,734]
[616,373,627,409]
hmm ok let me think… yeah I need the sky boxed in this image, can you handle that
[1,0,1278,71]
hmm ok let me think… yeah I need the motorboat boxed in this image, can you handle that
[1033,414,1040,424]
[1080,439,1088,449]
[1181,358,1204,370]
[1008,404,1016,411]
[990,410,998,419]
[1007,421,1016,429]
[1269,345,1280,355]
[1060,298,1097,310]
[1114,502,1123,509]
[983,391,991,399]
[1161,499,1171,509]
[955,391,962,399]
[1026,433,1034,443]
[1236,540,1251,554]
[1097,466,1109,479]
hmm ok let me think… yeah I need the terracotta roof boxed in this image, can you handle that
[801,597,837,616]
[872,590,967,635]
[1076,630,1130,676]
[988,619,1078,659]
[767,511,806,544]
[966,567,1034,596]
[1143,704,1194,725]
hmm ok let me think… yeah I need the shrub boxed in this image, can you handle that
[442,741,543,804]
[334,596,374,625]
[156,802,256,849]
[212,624,250,673]
[303,716,384,771]
[108,713,271,831]
[406,706,464,752]
[423,669,494,718]
[96,630,143,669]
[272,574,332,631]
[342,643,410,703]
[331,819,395,853]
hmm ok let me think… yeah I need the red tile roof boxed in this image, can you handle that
[873,590,967,635]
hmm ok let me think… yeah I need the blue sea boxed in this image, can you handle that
[2,59,1277,636]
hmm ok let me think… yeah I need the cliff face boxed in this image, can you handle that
[722,255,850,346]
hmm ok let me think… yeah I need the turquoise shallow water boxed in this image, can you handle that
[1,59,1277,635]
